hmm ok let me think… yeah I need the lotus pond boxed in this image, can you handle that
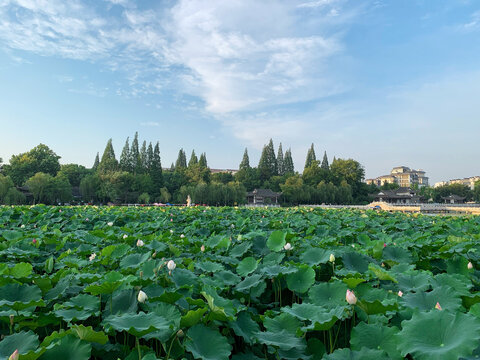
[1,206,480,359]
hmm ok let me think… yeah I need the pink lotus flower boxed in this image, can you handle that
[383,243,387,248]
[468,262,474,270]
[435,302,442,310]
[398,290,403,297]
[200,245,205,252]
[346,289,357,305]
[9,349,19,360]
[32,238,37,244]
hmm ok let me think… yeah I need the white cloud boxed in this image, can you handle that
[140,121,160,127]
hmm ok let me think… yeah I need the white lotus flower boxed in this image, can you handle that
[137,290,148,303]
[284,243,292,251]
[89,253,96,261]
[346,289,357,305]
[20,225,25,228]
[136,239,144,247]
[123,234,128,239]
[167,260,176,270]
[170,229,174,234]
[468,262,474,270]
[398,290,403,297]
[329,254,335,263]
[107,222,113,226]
[180,234,185,238]
[200,245,205,252]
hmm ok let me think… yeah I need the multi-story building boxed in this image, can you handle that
[366,166,429,188]
[434,176,480,190]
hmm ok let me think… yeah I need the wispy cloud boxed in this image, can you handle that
[140,121,160,127]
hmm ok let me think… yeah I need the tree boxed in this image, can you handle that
[146,143,154,172]
[98,139,118,173]
[57,164,89,187]
[119,137,131,172]
[258,139,277,181]
[4,144,61,186]
[330,158,365,201]
[304,143,316,170]
[0,174,14,204]
[239,149,250,170]
[199,153,208,168]
[80,173,101,203]
[150,142,163,190]
[92,152,100,171]
[25,172,53,204]
[175,149,187,170]
[321,151,329,170]
[130,132,141,173]
[188,150,198,168]
[140,140,147,173]
[283,148,295,175]
[277,143,284,176]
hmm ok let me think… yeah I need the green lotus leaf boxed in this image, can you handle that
[180,307,207,328]
[120,253,151,269]
[103,311,170,337]
[201,287,235,321]
[323,348,390,359]
[236,257,258,277]
[214,270,240,286]
[446,255,470,276]
[341,251,370,273]
[402,285,462,312]
[397,311,480,360]
[234,274,263,293]
[299,247,330,266]
[148,302,181,330]
[196,261,224,273]
[2,230,23,241]
[230,311,260,345]
[307,338,325,360]
[308,281,348,308]
[231,353,263,360]
[9,262,33,278]
[39,335,91,360]
[382,246,412,264]
[63,294,100,312]
[431,273,472,296]
[342,277,366,288]
[54,308,94,322]
[396,272,431,292]
[255,330,306,351]
[0,283,45,310]
[263,252,285,265]
[286,265,315,294]
[266,230,286,252]
[368,263,397,282]
[185,324,232,360]
[229,242,252,257]
[282,303,345,331]
[0,331,39,358]
[350,322,401,359]
[171,268,197,288]
[71,325,108,344]
[264,313,301,334]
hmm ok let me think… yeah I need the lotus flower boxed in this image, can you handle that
[20,224,25,228]
[435,302,442,310]
[9,350,19,360]
[107,222,113,226]
[468,262,473,270]
[284,243,292,251]
[32,238,37,244]
[167,260,176,270]
[137,290,148,303]
[170,229,174,234]
[180,234,185,238]
[329,254,335,263]
[383,243,387,248]
[398,290,403,297]
[136,239,144,247]
[89,253,96,261]
[200,245,205,252]
[346,289,357,305]
[123,234,128,239]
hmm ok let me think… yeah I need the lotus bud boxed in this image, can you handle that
[435,302,442,310]
[284,243,292,251]
[20,224,25,228]
[398,290,403,297]
[32,238,37,244]
[381,263,385,267]
[137,290,148,303]
[139,271,143,278]
[107,222,113,226]
[8,350,19,360]
[89,253,96,262]
[346,289,357,305]
[136,239,144,247]
[329,254,335,263]
[152,251,157,258]
[167,260,176,271]
[9,314,14,326]
[468,262,473,270]
[177,329,184,338]
[200,245,205,252]
[383,243,387,248]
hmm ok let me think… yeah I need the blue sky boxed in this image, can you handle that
[1,0,480,183]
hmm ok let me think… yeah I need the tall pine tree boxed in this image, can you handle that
[130,132,141,174]
[119,137,131,172]
[140,140,147,173]
[199,153,208,168]
[304,143,316,169]
[175,149,187,170]
[277,143,284,176]
[239,148,250,170]
[321,151,329,170]
[98,139,118,173]
[150,142,163,189]
[146,142,154,172]
[284,148,294,174]
[92,152,100,171]
[188,150,198,168]
[258,139,277,181]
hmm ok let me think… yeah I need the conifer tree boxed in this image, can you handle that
[199,153,208,168]
[150,142,163,188]
[131,132,141,173]
[277,143,284,176]
[304,143,316,169]
[284,148,295,174]
[98,139,118,173]
[147,142,154,172]
[267,139,277,175]
[119,137,131,172]
[175,149,187,170]
[321,151,329,170]
[140,140,147,173]
[188,150,198,168]
[92,152,100,171]
[239,148,250,170]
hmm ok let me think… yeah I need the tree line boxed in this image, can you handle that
[0,134,377,206]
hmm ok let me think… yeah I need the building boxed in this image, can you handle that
[246,189,281,205]
[371,187,423,204]
[434,176,480,190]
[366,166,429,188]
[442,195,466,204]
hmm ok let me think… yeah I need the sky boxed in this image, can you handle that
[0,0,480,184]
